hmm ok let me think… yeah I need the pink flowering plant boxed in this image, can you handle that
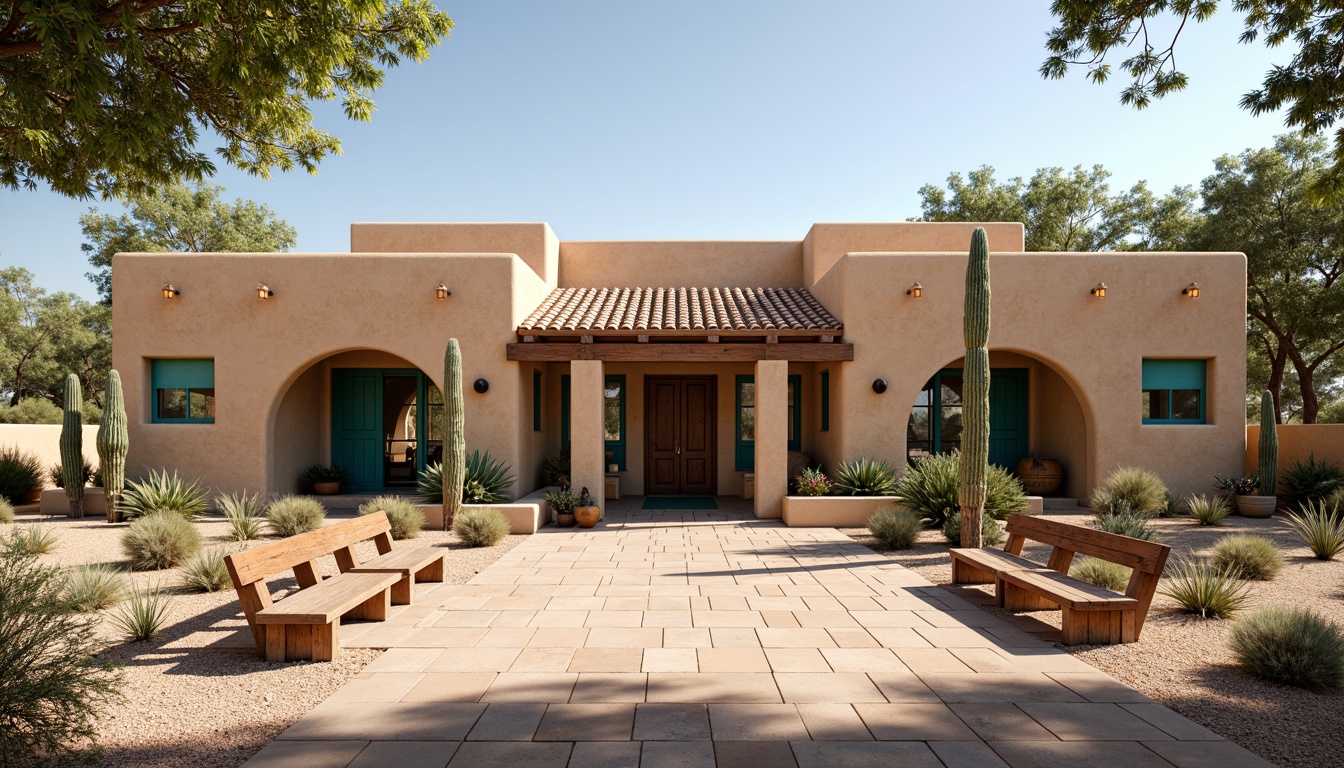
[794,467,832,496]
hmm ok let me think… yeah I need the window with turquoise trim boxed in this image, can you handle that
[1142,359,1207,424]
[151,359,215,423]
[735,374,801,471]
[604,375,626,470]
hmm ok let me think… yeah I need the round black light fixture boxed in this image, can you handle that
[872,378,888,394]
[473,378,489,394]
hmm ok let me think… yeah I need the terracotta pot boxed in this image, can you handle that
[1235,494,1276,518]
[555,512,577,528]
[1015,457,1063,496]
[574,505,601,528]
[312,482,341,495]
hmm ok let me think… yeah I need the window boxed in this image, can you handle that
[533,370,543,431]
[1142,359,1206,424]
[820,370,830,432]
[735,374,802,471]
[604,375,626,470]
[151,359,215,423]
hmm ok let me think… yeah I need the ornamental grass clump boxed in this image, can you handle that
[218,491,266,541]
[1070,557,1131,591]
[1283,499,1344,560]
[453,507,510,547]
[0,445,44,504]
[1212,534,1283,581]
[265,495,326,537]
[0,497,13,524]
[1279,453,1344,511]
[833,457,899,496]
[1160,558,1252,618]
[1089,467,1168,517]
[1159,491,1185,518]
[4,524,58,556]
[895,451,1027,528]
[941,511,1005,547]
[120,469,209,520]
[1090,509,1160,541]
[0,554,124,766]
[1187,494,1233,526]
[358,495,424,540]
[1230,606,1344,691]
[109,582,172,642]
[867,506,921,550]
[180,549,231,592]
[63,564,126,611]
[122,511,201,570]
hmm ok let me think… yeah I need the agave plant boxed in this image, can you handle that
[418,450,515,504]
[119,469,209,520]
[217,491,266,541]
[1284,500,1344,561]
[832,457,899,496]
[894,451,1028,528]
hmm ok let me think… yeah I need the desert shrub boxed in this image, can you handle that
[122,511,201,570]
[301,463,348,486]
[1187,494,1233,526]
[1160,558,1252,618]
[0,396,64,424]
[48,457,96,489]
[1089,467,1167,517]
[1090,510,1160,541]
[941,511,1006,547]
[1283,500,1344,560]
[0,445,44,504]
[0,497,13,524]
[1230,606,1344,691]
[867,506,921,550]
[793,466,831,496]
[418,450,516,504]
[217,491,266,541]
[63,564,126,611]
[120,469,209,520]
[1212,534,1284,581]
[265,495,326,537]
[1159,491,1185,518]
[453,507,510,547]
[833,457,899,496]
[180,549,231,592]
[4,524,58,556]
[1279,453,1344,510]
[1070,557,1132,591]
[109,582,172,642]
[0,553,123,766]
[358,495,423,540]
[895,451,1028,528]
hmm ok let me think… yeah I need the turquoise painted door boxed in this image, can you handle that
[908,368,1029,470]
[987,369,1028,470]
[332,370,382,491]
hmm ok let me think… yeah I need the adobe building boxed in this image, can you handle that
[110,221,1247,520]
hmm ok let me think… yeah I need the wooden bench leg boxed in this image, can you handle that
[314,622,338,661]
[951,557,995,585]
[391,575,412,606]
[265,625,287,662]
[347,589,391,621]
[263,623,338,661]
[1000,580,1059,612]
[417,556,445,583]
[1060,608,1087,645]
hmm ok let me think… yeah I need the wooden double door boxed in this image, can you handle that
[645,376,716,495]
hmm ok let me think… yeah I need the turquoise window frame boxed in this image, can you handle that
[150,359,215,423]
[533,370,543,431]
[735,374,801,472]
[820,370,830,432]
[604,375,626,470]
[1142,359,1207,424]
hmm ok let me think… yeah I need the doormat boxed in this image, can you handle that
[642,496,718,510]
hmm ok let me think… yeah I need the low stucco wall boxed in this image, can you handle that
[1246,424,1344,478]
[0,425,102,488]
[417,486,553,534]
[782,496,897,528]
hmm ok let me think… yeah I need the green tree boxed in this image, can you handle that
[0,266,111,411]
[0,1,453,199]
[1041,0,1344,201]
[914,164,1193,251]
[82,182,297,304]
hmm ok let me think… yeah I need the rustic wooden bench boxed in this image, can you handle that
[950,513,1171,645]
[223,512,440,662]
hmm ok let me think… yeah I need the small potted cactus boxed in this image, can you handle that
[574,486,600,528]
[302,464,348,495]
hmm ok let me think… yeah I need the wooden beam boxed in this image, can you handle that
[637,334,650,343]
[580,335,594,344]
[507,343,855,362]
[707,335,719,343]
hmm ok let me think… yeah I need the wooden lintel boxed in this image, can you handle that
[507,343,855,363]
[580,335,594,344]
[707,335,719,343]
[766,334,778,344]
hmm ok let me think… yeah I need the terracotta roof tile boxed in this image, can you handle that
[519,287,842,335]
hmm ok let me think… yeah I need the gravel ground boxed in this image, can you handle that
[844,510,1344,768]
[7,506,523,768]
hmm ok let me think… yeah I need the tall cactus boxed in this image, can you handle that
[443,338,466,530]
[60,374,85,518]
[959,228,991,548]
[98,369,129,523]
[1258,389,1278,497]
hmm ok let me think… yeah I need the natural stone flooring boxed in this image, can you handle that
[243,502,1272,768]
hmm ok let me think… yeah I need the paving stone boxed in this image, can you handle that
[774,672,887,703]
[1018,702,1175,741]
[446,741,572,768]
[789,740,944,768]
[527,610,590,627]
[327,672,426,703]
[475,627,537,647]
[534,703,636,741]
[765,648,832,672]
[425,648,520,673]
[867,627,936,648]
[585,610,645,627]
[569,647,644,672]
[1046,672,1155,703]
[854,702,979,741]
[663,627,713,647]
[641,647,698,672]
[949,647,1019,673]
[345,740,462,768]
[796,703,873,740]
[400,673,497,703]
[708,703,810,740]
[632,703,711,740]
[709,627,761,647]
[279,701,485,741]
[645,673,782,703]
[714,741,797,768]
[1120,703,1225,741]
[526,627,590,647]
[584,627,664,647]
[240,740,369,768]
[929,740,1011,768]
[919,673,1084,703]
[465,702,546,741]
[479,673,577,703]
[949,703,1058,741]
[987,740,1173,768]
[757,628,837,648]
[360,648,445,674]
[1141,740,1277,768]
[509,647,575,672]
[433,610,500,628]
[570,673,648,702]
[643,610,694,627]
[697,646,770,673]
[820,648,909,673]
[640,740,716,768]
[567,741,643,768]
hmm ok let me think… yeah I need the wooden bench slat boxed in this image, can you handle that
[227,512,394,586]
[950,548,1048,575]
[256,572,401,624]
[352,548,445,573]
[999,569,1139,610]
[1004,514,1168,573]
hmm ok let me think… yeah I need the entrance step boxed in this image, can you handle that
[1041,497,1084,512]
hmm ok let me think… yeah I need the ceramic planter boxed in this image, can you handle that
[312,482,342,495]
[1235,494,1276,518]
[1015,457,1063,496]
[574,505,600,528]
[555,512,577,527]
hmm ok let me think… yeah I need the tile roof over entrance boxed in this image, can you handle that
[519,287,842,335]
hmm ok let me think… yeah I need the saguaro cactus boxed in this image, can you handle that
[443,338,466,530]
[60,374,85,518]
[98,369,129,523]
[959,228,991,548]
[1258,390,1278,498]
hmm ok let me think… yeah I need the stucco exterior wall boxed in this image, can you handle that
[1246,424,1344,479]
[0,425,101,488]
[803,222,1025,288]
[350,222,559,287]
[558,241,802,288]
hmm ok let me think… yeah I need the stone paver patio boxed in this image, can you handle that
[242,500,1272,768]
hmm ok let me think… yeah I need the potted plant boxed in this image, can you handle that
[794,466,832,496]
[303,464,348,495]
[1215,475,1273,518]
[545,487,578,527]
[574,486,600,528]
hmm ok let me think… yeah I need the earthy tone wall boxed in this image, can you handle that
[0,425,101,488]
[1246,424,1344,479]
[558,241,802,289]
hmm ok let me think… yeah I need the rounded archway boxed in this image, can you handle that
[902,348,1096,499]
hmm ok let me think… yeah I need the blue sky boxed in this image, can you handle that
[0,1,1287,302]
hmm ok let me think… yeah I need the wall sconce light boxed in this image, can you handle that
[435,284,451,300]
[1090,282,1107,298]
[906,283,923,298]
[256,283,273,300]
[1182,282,1200,298]
[162,284,180,299]
[473,378,489,394]
[872,378,888,394]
